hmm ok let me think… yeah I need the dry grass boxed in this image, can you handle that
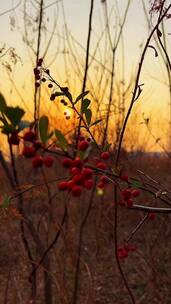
[0,153,170,303]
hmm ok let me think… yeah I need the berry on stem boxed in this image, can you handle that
[73,158,83,168]
[72,185,82,197]
[132,189,140,197]
[117,246,128,259]
[121,189,131,200]
[67,180,75,190]
[71,167,81,176]
[78,140,89,151]
[101,151,109,160]
[96,162,107,170]
[58,181,68,191]
[127,198,133,207]
[120,175,129,182]
[84,179,94,190]
[23,131,36,142]
[82,167,93,178]
[32,156,43,168]
[62,158,73,168]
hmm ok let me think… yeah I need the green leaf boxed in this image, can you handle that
[84,109,92,125]
[90,119,102,127]
[0,93,7,112]
[55,129,68,151]
[81,98,91,113]
[39,116,49,144]
[1,124,14,135]
[130,180,142,189]
[63,89,73,102]
[74,91,89,104]
[4,106,25,126]
[0,195,11,209]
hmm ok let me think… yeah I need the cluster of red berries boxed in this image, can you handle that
[22,130,54,168]
[117,244,136,259]
[120,188,140,207]
[58,157,94,197]
[58,136,111,196]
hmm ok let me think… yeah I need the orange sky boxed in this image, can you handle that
[0,0,171,153]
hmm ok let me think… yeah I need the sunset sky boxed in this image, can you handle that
[0,0,171,153]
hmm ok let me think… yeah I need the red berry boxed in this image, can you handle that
[23,131,36,142]
[67,180,75,190]
[100,175,108,184]
[71,167,81,176]
[121,189,131,200]
[127,199,133,207]
[78,140,89,151]
[120,175,129,182]
[132,189,140,197]
[43,156,54,168]
[72,185,82,197]
[101,151,109,160]
[97,182,105,189]
[84,179,94,190]
[58,181,68,191]
[22,146,36,158]
[119,200,126,206]
[62,158,73,168]
[117,246,128,259]
[82,168,93,178]
[32,156,43,168]
[72,174,83,185]
[96,162,107,170]
[73,158,83,168]
[8,132,20,145]
[148,213,156,220]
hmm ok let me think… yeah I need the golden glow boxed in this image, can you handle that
[64,108,72,117]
